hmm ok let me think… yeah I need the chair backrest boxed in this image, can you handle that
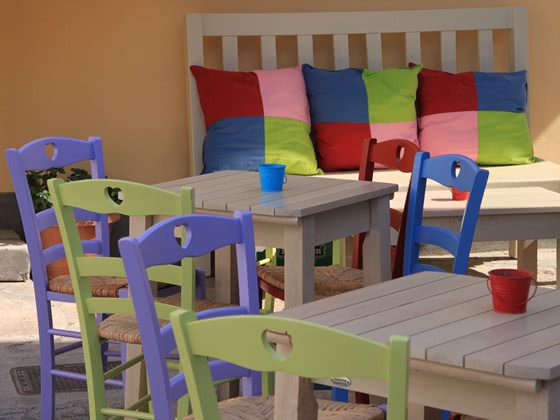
[403,152,489,275]
[48,178,200,418]
[5,136,108,298]
[354,138,420,278]
[118,212,262,417]
[170,310,410,420]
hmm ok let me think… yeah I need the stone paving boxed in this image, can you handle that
[0,241,556,419]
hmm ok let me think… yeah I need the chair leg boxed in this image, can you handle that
[263,293,275,314]
[355,392,371,404]
[331,387,349,402]
[38,303,56,420]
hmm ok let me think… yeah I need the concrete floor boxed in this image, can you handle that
[0,240,556,419]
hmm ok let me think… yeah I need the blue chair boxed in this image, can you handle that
[402,152,489,420]
[403,152,489,276]
[118,211,262,419]
[5,136,123,419]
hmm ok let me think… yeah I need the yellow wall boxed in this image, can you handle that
[1,0,558,191]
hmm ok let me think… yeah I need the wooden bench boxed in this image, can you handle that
[185,7,560,280]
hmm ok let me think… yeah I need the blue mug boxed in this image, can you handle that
[258,164,287,192]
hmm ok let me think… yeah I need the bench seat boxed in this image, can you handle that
[318,159,560,193]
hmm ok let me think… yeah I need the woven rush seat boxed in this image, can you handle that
[98,295,232,344]
[258,265,364,298]
[48,274,174,297]
[48,275,129,297]
[183,395,384,420]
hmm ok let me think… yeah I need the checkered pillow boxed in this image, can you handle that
[415,66,535,165]
[190,65,322,175]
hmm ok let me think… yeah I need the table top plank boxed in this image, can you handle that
[304,275,485,327]
[276,273,560,380]
[464,323,560,376]
[390,187,560,216]
[426,291,560,367]
[223,176,339,215]
[252,181,398,217]
[504,344,560,380]
[336,281,491,335]
[159,171,396,218]
[406,288,557,359]
[274,271,454,321]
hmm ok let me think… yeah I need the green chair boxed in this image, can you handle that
[48,178,217,419]
[170,310,410,420]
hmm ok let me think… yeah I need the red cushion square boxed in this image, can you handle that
[190,65,263,127]
[313,123,372,172]
[417,67,478,116]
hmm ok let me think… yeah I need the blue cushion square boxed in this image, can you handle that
[474,71,528,113]
[302,64,369,123]
[202,117,265,173]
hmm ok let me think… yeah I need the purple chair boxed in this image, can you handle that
[5,136,122,419]
[118,211,262,419]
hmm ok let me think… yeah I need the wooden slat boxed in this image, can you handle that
[427,292,560,368]
[260,35,277,70]
[185,14,206,176]
[334,281,491,335]
[505,344,560,380]
[297,35,313,65]
[405,32,421,65]
[366,33,383,70]
[478,29,494,72]
[333,34,349,70]
[277,272,560,381]
[274,271,453,320]
[252,181,397,217]
[222,36,238,71]
[440,31,457,73]
[195,8,520,36]
[304,275,484,327]
[409,289,557,359]
[465,323,560,376]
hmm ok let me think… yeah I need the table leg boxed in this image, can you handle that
[213,245,240,399]
[362,196,391,286]
[214,245,239,305]
[557,239,560,289]
[516,240,538,280]
[273,342,318,420]
[283,218,315,308]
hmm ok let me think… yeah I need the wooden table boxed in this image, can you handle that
[136,170,398,308]
[273,272,560,420]
[390,186,560,287]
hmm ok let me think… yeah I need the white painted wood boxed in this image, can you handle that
[274,273,560,419]
[366,33,383,70]
[297,35,314,65]
[193,8,520,37]
[333,34,349,70]
[260,36,277,70]
[440,31,457,73]
[478,29,494,72]
[186,7,529,175]
[222,36,238,71]
[405,32,421,65]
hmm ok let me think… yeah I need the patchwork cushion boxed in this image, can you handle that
[190,65,322,175]
[302,64,422,172]
[415,66,535,165]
